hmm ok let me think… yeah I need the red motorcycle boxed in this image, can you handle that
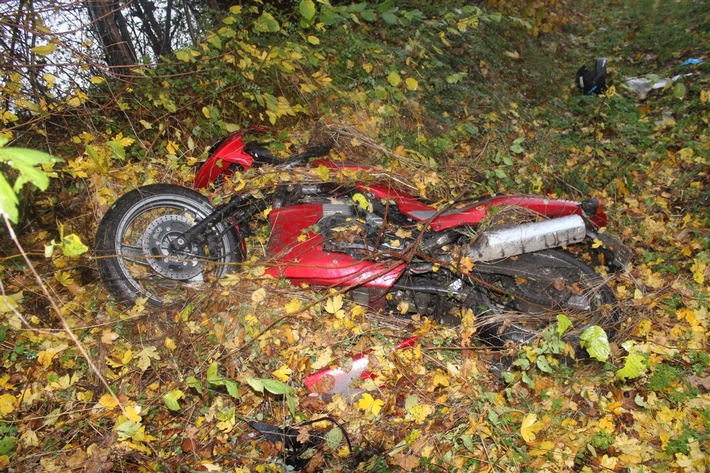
[95,128,630,346]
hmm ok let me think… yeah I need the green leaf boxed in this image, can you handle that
[381,11,398,25]
[0,145,59,223]
[287,395,296,417]
[446,72,467,84]
[163,389,184,411]
[673,82,686,99]
[580,326,610,362]
[115,419,141,441]
[253,12,280,33]
[325,426,343,450]
[0,173,20,223]
[299,0,316,21]
[0,436,16,455]
[361,9,376,21]
[206,362,225,386]
[0,147,56,192]
[174,49,194,62]
[245,377,294,395]
[616,341,647,381]
[225,379,240,399]
[206,34,222,50]
[245,377,264,393]
[261,378,294,395]
[556,314,572,336]
[536,356,553,373]
[60,234,89,256]
[106,141,126,160]
[187,376,203,394]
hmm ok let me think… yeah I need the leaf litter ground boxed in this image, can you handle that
[1,1,709,472]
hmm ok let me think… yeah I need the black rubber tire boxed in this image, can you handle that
[470,249,618,347]
[95,184,244,306]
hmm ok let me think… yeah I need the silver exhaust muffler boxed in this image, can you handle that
[469,214,587,262]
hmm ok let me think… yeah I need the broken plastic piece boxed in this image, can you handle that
[304,337,418,397]
[681,58,703,66]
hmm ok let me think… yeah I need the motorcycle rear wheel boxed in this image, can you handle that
[471,248,618,347]
[95,184,244,306]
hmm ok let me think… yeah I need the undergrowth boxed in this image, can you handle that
[1,0,708,472]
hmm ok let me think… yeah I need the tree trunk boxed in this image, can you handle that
[84,0,137,75]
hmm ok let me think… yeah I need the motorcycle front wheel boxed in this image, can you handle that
[95,184,244,306]
[470,248,618,348]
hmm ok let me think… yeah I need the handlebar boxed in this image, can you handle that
[244,140,333,168]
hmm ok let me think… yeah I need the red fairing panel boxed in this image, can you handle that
[427,195,597,231]
[194,130,255,188]
[263,204,404,288]
[361,190,607,231]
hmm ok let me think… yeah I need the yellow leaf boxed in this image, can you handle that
[310,347,332,370]
[122,349,133,365]
[43,73,56,89]
[251,288,267,304]
[136,346,160,372]
[0,291,22,313]
[395,228,412,239]
[272,365,292,382]
[387,71,402,87]
[405,77,419,91]
[530,440,555,457]
[125,405,142,422]
[431,370,450,388]
[32,43,57,56]
[99,392,119,410]
[166,140,178,155]
[37,347,60,368]
[89,76,105,84]
[54,270,74,287]
[358,393,384,416]
[690,258,706,284]
[406,402,434,423]
[0,393,16,415]
[201,106,211,118]
[47,373,72,390]
[101,330,119,344]
[20,429,39,447]
[324,295,343,314]
[520,413,543,443]
[164,338,176,350]
[314,164,330,181]
[284,298,302,314]
[352,193,371,211]
[66,90,88,107]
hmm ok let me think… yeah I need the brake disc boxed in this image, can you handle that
[141,214,203,280]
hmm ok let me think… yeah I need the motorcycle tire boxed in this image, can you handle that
[95,184,244,306]
[470,248,618,348]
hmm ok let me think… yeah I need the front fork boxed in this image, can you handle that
[171,192,269,254]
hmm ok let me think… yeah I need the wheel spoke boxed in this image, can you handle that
[119,243,150,265]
